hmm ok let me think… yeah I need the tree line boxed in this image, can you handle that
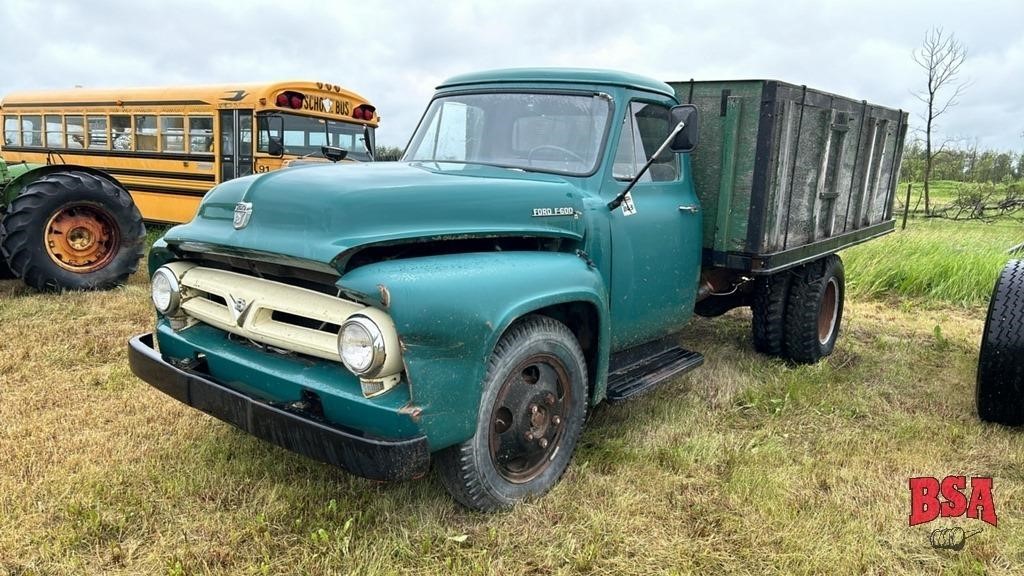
[901,142,1024,184]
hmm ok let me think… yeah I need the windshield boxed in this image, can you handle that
[404,92,611,176]
[257,112,373,161]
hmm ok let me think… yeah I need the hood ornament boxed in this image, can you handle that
[233,201,253,229]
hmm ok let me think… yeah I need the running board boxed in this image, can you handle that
[606,344,704,402]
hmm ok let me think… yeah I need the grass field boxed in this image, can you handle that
[1,217,1023,575]
[844,218,1021,306]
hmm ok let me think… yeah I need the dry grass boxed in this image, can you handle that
[2,265,1024,574]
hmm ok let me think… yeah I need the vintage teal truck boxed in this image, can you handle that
[129,69,907,510]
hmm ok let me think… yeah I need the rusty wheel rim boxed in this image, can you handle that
[44,204,119,272]
[818,277,839,345]
[489,353,572,484]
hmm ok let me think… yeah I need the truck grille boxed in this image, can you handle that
[178,267,362,361]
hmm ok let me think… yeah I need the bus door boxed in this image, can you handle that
[218,109,253,181]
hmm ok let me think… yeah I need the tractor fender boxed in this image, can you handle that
[2,164,126,207]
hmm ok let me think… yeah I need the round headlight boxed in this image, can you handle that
[151,266,181,315]
[338,315,386,376]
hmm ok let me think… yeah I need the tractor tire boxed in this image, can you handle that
[0,171,145,291]
[0,257,13,279]
[783,255,845,364]
[436,315,587,511]
[751,270,792,356]
[976,260,1024,426]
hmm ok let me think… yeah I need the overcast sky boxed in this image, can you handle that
[1,0,1021,151]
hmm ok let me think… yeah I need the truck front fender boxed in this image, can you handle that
[337,251,610,450]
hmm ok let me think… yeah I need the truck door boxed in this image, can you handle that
[606,101,702,349]
[218,109,254,182]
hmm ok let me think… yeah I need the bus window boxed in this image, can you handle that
[66,115,84,148]
[21,115,43,147]
[87,115,108,150]
[111,115,132,150]
[162,116,185,152]
[257,111,372,161]
[238,113,253,177]
[135,115,157,151]
[45,115,62,148]
[4,115,19,146]
[189,116,213,152]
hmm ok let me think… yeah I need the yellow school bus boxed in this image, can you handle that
[1,81,379,223]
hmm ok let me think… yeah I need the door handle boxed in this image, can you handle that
[678,205,700,214]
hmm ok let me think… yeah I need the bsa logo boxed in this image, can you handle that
[909,476,997,527]
[233,202,253,229]
[909,476,996,551]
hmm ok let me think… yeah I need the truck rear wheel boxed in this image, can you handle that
[976,260,1024,425]
[783,255,845,364]
[751,271,792,356]
[0,171,145,291]
[435,315,587,511]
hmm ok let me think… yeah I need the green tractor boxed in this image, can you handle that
[0,157,145,291]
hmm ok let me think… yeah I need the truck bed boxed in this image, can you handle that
[669,80,909,274]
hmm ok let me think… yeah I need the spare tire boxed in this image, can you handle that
[976,260,1024,425]
[0,170,145,291]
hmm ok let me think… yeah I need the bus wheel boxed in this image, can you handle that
[976,260,1024,426]
[0,171,145,291]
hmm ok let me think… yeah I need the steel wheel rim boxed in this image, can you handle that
[818,277,839,345]
[489,353,572,483]
[44,204,119,272]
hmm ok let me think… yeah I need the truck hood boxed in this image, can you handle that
[164,162,585,272]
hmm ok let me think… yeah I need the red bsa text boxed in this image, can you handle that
[908,476,997,527]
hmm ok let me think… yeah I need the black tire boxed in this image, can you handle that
[751,271,792,356]
[783,255,845,364]
[0,257,13,279]
[0,171,144,291]
[976,260,1024,426]
[436,315,588,511]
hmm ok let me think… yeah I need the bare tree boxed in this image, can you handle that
[912,27,968,215]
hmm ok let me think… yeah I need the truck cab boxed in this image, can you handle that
[129,69,906,510]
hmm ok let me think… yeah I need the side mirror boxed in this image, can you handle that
[322,145,349,163]
[268,137,284,157]
[669,104,700,152]
[262,114,285,157]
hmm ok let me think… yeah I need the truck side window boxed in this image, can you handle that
[612,112,637,180]
[613,102,679,182]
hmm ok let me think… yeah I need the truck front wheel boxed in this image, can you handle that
[0,171,144,291]
[436,315,587,511]
[783,255,845,364]
[976,260,1024,425]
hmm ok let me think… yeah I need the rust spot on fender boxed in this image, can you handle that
[398,402,423,422]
